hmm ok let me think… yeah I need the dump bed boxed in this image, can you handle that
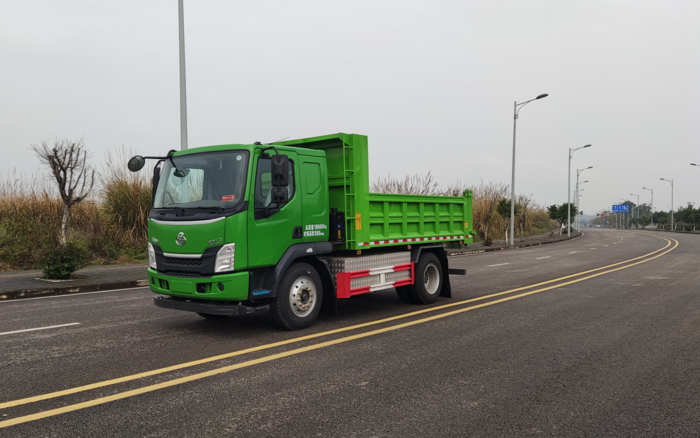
[279,133,474,250]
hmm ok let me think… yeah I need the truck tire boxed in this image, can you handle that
[408,252,442,304]
[197,313,228,320]
[271,262,323,330]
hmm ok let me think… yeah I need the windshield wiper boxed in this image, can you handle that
[155,207,186,216]
[195,206,226,212]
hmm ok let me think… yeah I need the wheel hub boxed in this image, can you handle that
[289,276,316,317]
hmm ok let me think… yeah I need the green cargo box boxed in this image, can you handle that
[280,133,475,251]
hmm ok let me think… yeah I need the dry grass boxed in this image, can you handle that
[100,148,152,246]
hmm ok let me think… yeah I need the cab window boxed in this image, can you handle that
[253,157,295,209]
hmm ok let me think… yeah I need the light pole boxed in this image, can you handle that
[643,187,654,228]
[576,181,587,230]
[630,193,640,228]
[178,0,189,150]
[575,167,592,232]
[622,199,630,229]
[568,144,592,237]
[660,178,674,231]
[510,93,548,246]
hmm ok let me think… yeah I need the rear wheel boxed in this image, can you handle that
[408,252,443,304]
[271,263,323,330]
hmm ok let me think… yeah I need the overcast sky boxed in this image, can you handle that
[1,0,698,214]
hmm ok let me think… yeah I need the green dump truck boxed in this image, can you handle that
[128,133,474,330]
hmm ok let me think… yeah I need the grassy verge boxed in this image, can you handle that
[0,150,152,271]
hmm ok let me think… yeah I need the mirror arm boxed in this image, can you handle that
[260,146,279,158]
[141,149,177,161]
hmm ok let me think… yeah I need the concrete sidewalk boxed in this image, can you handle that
[0,230,582,301]
[0,263,149,300]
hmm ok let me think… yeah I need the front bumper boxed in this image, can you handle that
[153,296,268,315]
[148,268,249,301]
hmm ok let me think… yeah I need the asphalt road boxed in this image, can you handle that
[1,230,698,437]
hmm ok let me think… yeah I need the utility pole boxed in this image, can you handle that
[178,0,189,150]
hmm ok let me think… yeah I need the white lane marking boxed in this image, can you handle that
[536,256,551,259]
[568,251,578,254]
[0,323,80,336]
[488,263,511,267]
[605,245,609,247]
[590,248,597,250]
[0,286,150,304]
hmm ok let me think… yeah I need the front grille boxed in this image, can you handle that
[165,272,205,278]
[165,257,203,266]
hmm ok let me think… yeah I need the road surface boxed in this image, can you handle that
[1,230,698,437]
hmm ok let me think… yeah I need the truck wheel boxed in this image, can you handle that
[197,312,228,320]
[271,263,323,330]
[408,252,442,304]
[395,286,416,304]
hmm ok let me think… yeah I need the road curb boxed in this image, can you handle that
[446,232,583,256]
[0,279,150,301]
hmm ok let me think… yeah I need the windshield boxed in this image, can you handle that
[153,150,249,209]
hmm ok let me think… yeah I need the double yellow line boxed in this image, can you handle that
[0,233,678,429]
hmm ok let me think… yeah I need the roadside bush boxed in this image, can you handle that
[39,242,89,279]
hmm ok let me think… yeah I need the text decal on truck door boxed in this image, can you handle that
[304,224,327,237]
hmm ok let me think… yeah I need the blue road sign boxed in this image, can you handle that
[612,204,629,213]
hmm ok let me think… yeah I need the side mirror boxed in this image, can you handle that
[128,156,146,172]
[270,154,289,187]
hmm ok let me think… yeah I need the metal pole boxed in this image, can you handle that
[510,101,517,246]
[178,0,189,150]
[567,149,571,238]
[651,189,654,227]
[671,180,674,231]
[575,171,580,232]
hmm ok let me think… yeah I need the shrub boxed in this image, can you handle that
[39,243,89,279]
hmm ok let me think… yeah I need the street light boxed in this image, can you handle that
[575,167,592,232]
[511,93,548,246]
[574,182,588,230]
[178,0,189,150]
[621,198,631,229]
[642,187,654,228]
[630,193,640,228]
[568,144,592,237]
[660,178,674,231]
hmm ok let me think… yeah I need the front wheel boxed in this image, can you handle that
[407,252,443,304]
[270,263,323,330]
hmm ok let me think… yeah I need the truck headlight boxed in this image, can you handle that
[214,243,235,273]
[148,242,157,270]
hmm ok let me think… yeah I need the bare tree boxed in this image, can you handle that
[32,138,95,245]
[515,194,534,242]
[371,172,440,195]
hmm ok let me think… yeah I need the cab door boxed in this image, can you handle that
[247,150,302,268]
